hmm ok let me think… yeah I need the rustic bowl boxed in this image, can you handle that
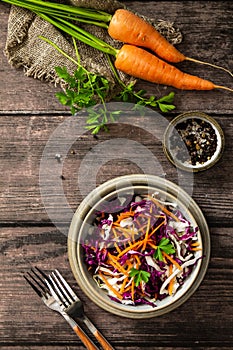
[163,111,225,172]
[68,174,210,319]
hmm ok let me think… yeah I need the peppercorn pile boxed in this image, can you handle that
[169,118,217,165]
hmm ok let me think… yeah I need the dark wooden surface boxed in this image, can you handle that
[0,1,232,349]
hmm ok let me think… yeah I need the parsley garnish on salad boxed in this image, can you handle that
[154,238,176,261]
[82,193,202,307]
[129,268,151,287]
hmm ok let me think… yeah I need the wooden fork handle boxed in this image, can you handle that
[73,325,99,350]
[93,329,115,350]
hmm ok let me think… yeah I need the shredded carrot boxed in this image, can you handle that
[146,195,180,222]
[131,280,135,301]
[112,225,135,240]
[191,242,200,247]
[114,241,122,254]
[148,220,166,239]
[126,261,133,272]
[124,285,132,293]
[112,228,119,240]
[99,269,121,277]
[168,264,175,296]
[134,254,141,268]
[114,210,135,224]
[98,271,123,300]
[137,222,150,233]
[107,252,129,276]
[147,241,158,250]
[119,276,129,294]
[142,216,151,251]
[162,251,183,270]
[190,241,202,251]
[117,240,144,259]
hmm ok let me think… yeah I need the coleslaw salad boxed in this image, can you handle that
[82,192,203,307]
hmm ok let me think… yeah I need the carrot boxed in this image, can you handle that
[141,216,151,251]
[146,195,180,222]
[115,44,233,92]
[162,251,183,270]
[131,280,135,301]
[120,276,129,294]
[107,252,129,276]
[116,240,144,259]
[98,271,123,300]
[168,264,175,296]
[109,9,233,77]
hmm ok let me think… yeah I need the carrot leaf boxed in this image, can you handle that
[154,238,175,261]
[129,268,151,287]
[114,82,176,113]
[41,36,176,134]
[156,92,176,112]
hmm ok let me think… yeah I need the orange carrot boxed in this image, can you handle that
[141,216,151,251]
[168,264,175,296]
[115,210,135,224]
[115,44,233,92]
[117,240,144,259]
[120,276,129,294]
[98,271,123,300]
[109,9,233,77]
[146,195,180,222]
[162,251,183,270]
[107,252,129,275]
[131,280,135,301]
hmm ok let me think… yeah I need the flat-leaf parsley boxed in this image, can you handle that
[154,238,175,261]
[129,268,151,287]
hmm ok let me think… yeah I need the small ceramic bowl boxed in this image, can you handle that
[68,174,210,319]
[163,112,225,172]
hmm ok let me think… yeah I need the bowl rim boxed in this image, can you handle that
[68,174,211,319]
[163,111,225,172]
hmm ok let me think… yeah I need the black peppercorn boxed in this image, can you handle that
[169,118,218,166]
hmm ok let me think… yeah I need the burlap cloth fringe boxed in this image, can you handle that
[4,0,183,92]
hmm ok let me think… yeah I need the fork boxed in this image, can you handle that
[24,267,99,350]
[44,268,115,350]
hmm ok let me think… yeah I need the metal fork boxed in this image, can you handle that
[45,268,115,350]
[24,267,99,350]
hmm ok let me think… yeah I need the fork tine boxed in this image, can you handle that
[24,267,50,298]
[51,272,72,305]
[46,273,69,308]
[24,273,43,298]
[31,267,49,289]
[34,266,49,281]
[55,269,77,301]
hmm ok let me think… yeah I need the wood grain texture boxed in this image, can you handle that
[0,1,232,349]
[0,114,232,225]
[0,226,232,348]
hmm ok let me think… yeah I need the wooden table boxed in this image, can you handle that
[1,1,232,349]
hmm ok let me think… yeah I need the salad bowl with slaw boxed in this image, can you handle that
[68,175,210,318]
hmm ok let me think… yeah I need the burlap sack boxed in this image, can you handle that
[4,0,182,92]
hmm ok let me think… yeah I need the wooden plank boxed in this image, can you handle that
[0,114,232,225]
[0,348,232,350]
[0,226,232,348]
[0,2,232,113]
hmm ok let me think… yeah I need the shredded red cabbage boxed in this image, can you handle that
[81,192,202,307]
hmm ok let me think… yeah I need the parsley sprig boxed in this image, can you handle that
[41,36,176,134]
[129,268,151,287]
[154,238,175,261]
